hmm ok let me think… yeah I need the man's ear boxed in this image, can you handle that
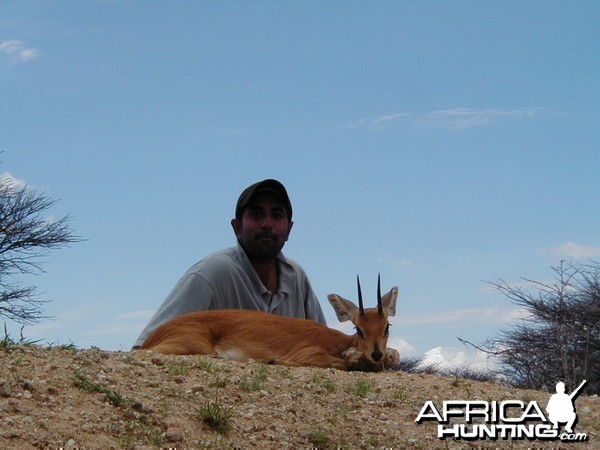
[285,220,294,241]
[231,218,242,240]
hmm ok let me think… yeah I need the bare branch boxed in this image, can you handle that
[0,177,82,324]
[479,261,600,394]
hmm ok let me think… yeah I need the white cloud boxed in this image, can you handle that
[547,241,600,259]
[369,112,413,130]
[422,107,542,129]
[347,107,545,130]
[388,336,417,356]
[329,320,355,334]
[503,307,532,322]
[419,346,493,371]
[344,112,411,130]
[0,172,28,188]
[378,255,416,268]
[0,40,41,63]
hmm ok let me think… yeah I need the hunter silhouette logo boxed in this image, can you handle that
[416,379,589,442]
[546,380,586,434]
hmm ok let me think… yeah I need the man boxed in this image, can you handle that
[546,381,579,433]
[132,179,326,349]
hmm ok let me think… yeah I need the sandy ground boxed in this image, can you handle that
[1,345,598,449]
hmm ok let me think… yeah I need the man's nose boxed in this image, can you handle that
[261,216,274,229]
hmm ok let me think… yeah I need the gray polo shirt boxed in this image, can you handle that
[133,243,326,348]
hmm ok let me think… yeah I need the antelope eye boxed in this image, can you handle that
[384,323,390,336]
[356,327,364,339]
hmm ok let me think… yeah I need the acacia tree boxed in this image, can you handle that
[479,261,599,395]
[0,175,80,324]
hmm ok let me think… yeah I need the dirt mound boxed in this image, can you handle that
[1,345,598,448]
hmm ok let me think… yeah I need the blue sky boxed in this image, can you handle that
[1,2,599,369]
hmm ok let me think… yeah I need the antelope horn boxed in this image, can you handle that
[357,275,365,315]
[377,273,383,315]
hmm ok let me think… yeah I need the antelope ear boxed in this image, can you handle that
[327,294,359,323]
[380,286,399,317]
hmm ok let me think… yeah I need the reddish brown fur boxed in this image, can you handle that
[141,281,399,371]
[355,309,389,361]
[140,309,390,370]
[141,310,359,368]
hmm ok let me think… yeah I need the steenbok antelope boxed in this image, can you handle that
[141,276,399,371]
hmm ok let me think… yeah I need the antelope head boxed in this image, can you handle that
[327,275,398,364]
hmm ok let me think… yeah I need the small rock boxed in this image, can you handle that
[0,383,12,398]
[164,428,184,442]
[151,357,164,366]
[131,401,145,412]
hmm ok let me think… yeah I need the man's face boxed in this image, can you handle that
[231,192,293,262]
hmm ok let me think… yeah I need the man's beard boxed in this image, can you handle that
[239,232,284,262]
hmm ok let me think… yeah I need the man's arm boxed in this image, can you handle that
[302,277,327,325]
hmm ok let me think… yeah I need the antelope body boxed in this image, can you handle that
[141,277,399,371]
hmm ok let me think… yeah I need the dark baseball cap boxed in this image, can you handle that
[235,179,293,221]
